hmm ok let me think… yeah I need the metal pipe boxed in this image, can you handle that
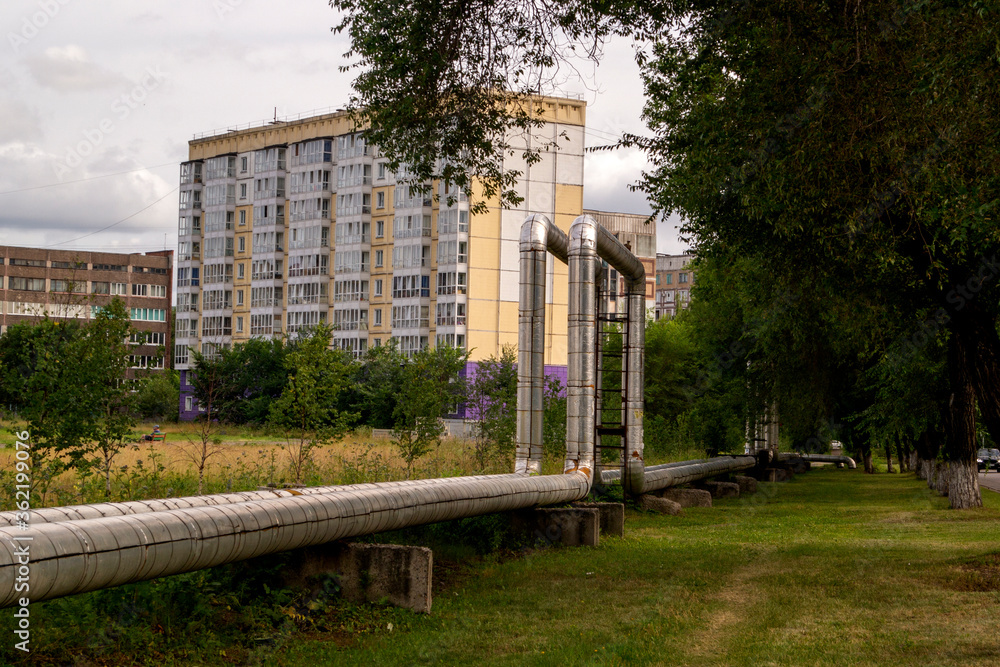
[797,454,857,469]
[566,219,598,482]
[568,214,647,494]
[0,473,589,607]
[0,475,524,528]
[516,214,569,475]
[639,456,756,492]
[600,459,714,484]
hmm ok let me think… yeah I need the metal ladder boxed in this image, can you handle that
[594,265,631,488]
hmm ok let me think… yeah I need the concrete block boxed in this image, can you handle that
[658,488,712,508]
[765,468,793,482]
[639,495,683,515]
[735,475,758,495]
[787,457,811,474]
[571,502,625,538]
[283,542,433,613]
[702,481,740,498]
[513,507,600,547]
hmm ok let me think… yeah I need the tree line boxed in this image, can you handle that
[331,0,999,508]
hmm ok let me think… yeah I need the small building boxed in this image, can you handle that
[0,246,173,373]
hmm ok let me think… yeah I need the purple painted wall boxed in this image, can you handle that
[178,369,200,421]
[452,361,566,419]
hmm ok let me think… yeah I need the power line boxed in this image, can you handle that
[0,162,178,196]
[44,186,179,248]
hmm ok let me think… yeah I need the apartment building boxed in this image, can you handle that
[0,246,173,371]
[176,97,588,418]
[582,210,657,316]
[654,253,695,320]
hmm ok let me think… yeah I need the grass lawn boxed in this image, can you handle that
[279,468,1000,667]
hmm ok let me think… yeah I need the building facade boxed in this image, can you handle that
[0,246,173,371]
[654,253,694,320]
[176,97,588,418]
[582,210,657,317]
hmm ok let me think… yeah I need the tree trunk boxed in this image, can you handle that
[945,323,983,509]
[958,299,1000,448]
[896,436,908,473]
[933,461,950,496]
[863,450,874,474]
[885,443,895,473]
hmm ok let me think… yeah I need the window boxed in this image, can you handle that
[374,279,383,297]
[437,208,469,234]
[664,274,673,285]
[375,249,384,268]
[376,191,385,209]
[237,289,244,306]
[250,286,283,307]
[240,156,249,174]
[51,260,86,269]
[437,240,468,265]
[393,214,431,239]
[130,308,167,322]
[332,279,369,302]
[51,279,83,293]
[679,272,689,284]
[239,183,247,200]
[9,277,45,291]
[239,210,247,226]
[203,263,233,284]
[236,316,244,333]
[202,316,233,337]
[175,344,189,367]
[377,162,387,180]
[437,272,467,295]
[374,308,382,326]
[376,220,384,238]
[150,285,167,298]
[92,281,110,294]
[9,258,46,267]
[237,263,245,279]
[132,284,148,297]
[288,282,328,305]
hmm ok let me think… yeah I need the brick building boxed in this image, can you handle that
[0,246,173,372]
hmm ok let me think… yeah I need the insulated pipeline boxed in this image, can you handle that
[0,473,590,607]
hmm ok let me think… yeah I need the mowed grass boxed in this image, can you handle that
[280,468,1000,667]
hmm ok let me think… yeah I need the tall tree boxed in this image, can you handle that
[391,345,469,478]
[85,299,143,498]
[268,326,358,484]
[468,345,518,470]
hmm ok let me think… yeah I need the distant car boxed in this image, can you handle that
[977,448,1000,472]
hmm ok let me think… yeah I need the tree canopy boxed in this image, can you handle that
[330,0,1000,507]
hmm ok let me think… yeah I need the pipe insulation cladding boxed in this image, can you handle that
[0,473,590,607]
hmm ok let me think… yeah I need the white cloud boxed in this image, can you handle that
[0,100,43,145]
[25,45,126,92]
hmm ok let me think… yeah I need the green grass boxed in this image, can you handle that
[4,468,998,666]
[280,469,1000,666]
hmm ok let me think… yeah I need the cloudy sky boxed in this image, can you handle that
[0,0,686,256]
